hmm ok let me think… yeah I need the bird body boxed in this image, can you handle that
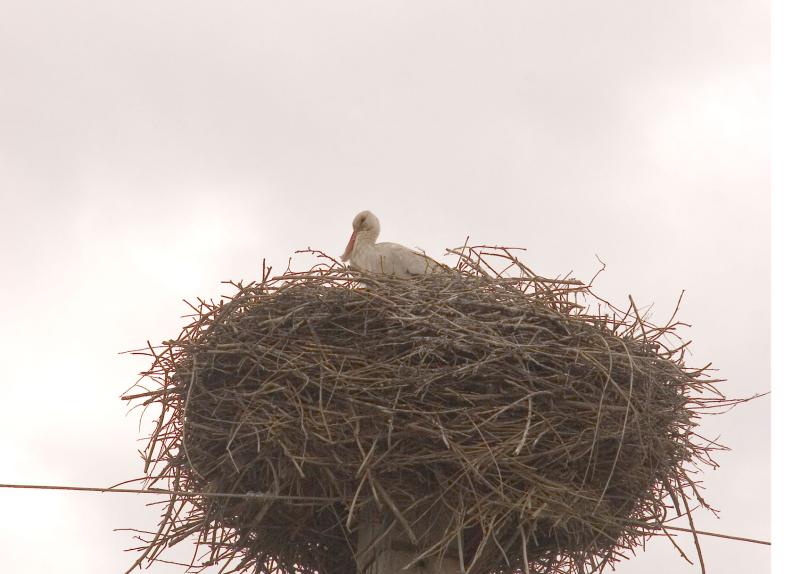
[341,210,445,277]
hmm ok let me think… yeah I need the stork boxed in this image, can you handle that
[341,210,446,277]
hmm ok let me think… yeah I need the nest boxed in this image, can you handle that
[124,246,737,574]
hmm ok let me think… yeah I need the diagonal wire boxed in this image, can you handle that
[0,482,771,546]
[0,482,340,503]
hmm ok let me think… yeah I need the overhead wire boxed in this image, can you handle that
[0,482,771,546]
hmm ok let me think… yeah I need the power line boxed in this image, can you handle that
[0,482,771,546]
[630,520,771,546]
[0,482,338,502]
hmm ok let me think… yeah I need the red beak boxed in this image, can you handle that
[342,230,356,261]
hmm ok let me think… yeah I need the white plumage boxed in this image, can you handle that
[341,210,445,277]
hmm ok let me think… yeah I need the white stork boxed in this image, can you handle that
[341,210,446,277]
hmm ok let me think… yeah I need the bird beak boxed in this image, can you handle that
[341,230,356,261]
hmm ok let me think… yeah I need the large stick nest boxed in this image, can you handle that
[124,246,737,574]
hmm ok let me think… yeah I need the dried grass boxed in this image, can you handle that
[123,246,740,574]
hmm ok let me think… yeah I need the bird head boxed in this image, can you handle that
[341,210,380,261]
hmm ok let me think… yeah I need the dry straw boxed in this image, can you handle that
[123,245,742,574]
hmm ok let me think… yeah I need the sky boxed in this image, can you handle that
[0,1,770,572]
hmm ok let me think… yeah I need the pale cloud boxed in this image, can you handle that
[0,1,768,572]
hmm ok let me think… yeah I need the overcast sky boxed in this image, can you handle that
[0,1,769,572]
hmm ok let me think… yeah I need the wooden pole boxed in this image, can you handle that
[356,504,461,574]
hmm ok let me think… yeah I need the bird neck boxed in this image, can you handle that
[357,228,379,247]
